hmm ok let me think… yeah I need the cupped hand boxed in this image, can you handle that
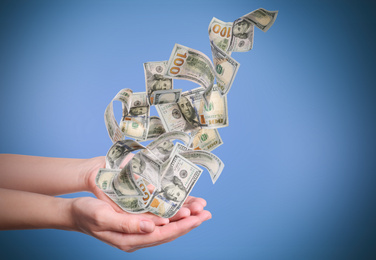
[84,155,210,223]
[71,196,211,252]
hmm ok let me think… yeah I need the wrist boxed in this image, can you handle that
[57,197,77,231]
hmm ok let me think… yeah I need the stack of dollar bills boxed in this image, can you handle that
[97,8,278,218]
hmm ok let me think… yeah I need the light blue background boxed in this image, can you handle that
[0,0,375,259]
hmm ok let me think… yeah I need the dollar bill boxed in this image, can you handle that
[146,131,191,151]
[95,168,118,192]
[228,19,254,52]
[120,116,149,141]
[208,17,233,54]
[242,8,278,32]
[112,163,144,198]
[147,153,203,218]
[210,41,240,96]
[150,89,181,105]
[105,139,145,169]
[166,44,215,92]
[144,61,173,105]
[129,152,161,189]
[180,150,224,184]
[145,116,166,140]
[120,92,150,140]
[184,86,228,129]
[191,128,223,152]
[143,131,191,163]
[156,103,188,133]
[105,89,134,143]
[115,88,133,115]
[104,102,125,143]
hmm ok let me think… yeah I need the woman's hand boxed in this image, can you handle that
[71,196,211,252]
[83,155,209,222]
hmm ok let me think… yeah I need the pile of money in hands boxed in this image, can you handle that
[96,8,278,218]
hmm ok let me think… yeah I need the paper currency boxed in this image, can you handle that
[144,131,191,163]
[180,150,224,184]
[210,41,240,96]
[184,86,228,129]
[149,153,203,218]
[99,7,278,218]
[120,92,150,140]
[105,140,145,169]
[145,116,166,140]
[242,8,278,32]
[129,152,161,189]
[191,128,223,151]
[95,168,118,192]
[156,103,190,133]
[112,164,144,198]
[166,44,215,93]
[144,61,173,105]
[228,20,254,52]
[150,89,181,105]
[208,17,233,54]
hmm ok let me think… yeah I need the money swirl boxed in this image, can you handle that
[97,8,278,218]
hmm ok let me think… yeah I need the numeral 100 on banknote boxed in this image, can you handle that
[169,52,187,75]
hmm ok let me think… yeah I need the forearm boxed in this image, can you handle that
[0,188,75,231]
[0,154,104,195]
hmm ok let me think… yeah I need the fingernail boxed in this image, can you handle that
[140,220,154,233]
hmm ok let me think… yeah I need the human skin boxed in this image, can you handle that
[0,154,211,252]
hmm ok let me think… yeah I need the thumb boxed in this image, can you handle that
[107,212,156,234]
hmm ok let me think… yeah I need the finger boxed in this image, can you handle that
[168,207,191,222]
[183,196,207,207]
[123,210,212,250]
[102,211,156,234]
[183,201,204,216]
[94,188,169,226]
[137,212,169,226]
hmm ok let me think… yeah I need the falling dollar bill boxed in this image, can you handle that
[180,150,224,184]
[143,131,192,163]
[208,17,233,54]
[145,116,166,140]
[166,44,215,105]
[148,153,203,218]
[96,168,118,192]
[129,152,161,189]
[150,89,181,105]
[105,88,133,143]
[210,41,240,96]
[112,164,144,198]
[191,128,223,151]
[144,61,173,105]
[184,86,228,129]
[105,139,145,169]
[242,8,278,32]
[120,92,150,140]
[99,7,278,218]
[156,103,191,133]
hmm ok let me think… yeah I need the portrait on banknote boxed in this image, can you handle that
[106,141,128,168]
[129,106,148,117]
[232,18,252,39]
[159,175,187,203]
[149,140,174,162]
[177,96,200,131]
